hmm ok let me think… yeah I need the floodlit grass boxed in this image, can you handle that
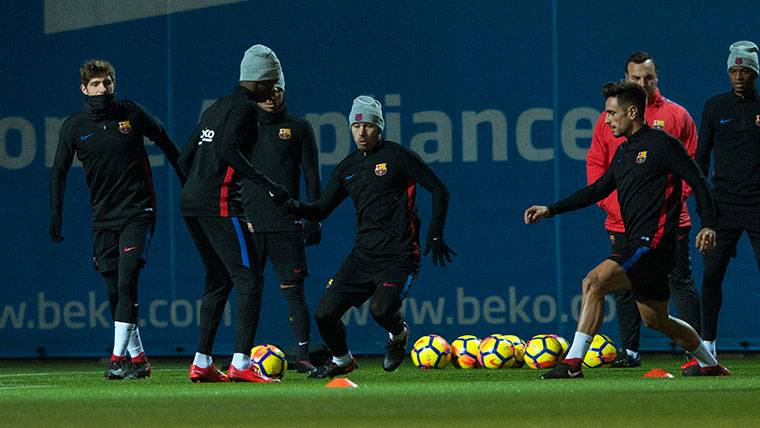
[1,355,759,427]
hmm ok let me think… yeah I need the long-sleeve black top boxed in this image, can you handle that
[696,90,760,207]
[50,94,183,228]
[297,140,449,260]
[179,86,279,217]
[242,105,320,232]
[550,125,716,248]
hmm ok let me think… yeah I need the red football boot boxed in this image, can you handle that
[189,364,230,383]
[227,365,278,383]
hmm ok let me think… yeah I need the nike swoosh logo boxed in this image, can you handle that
[344,174,355,181]
[80,133,95,141]
[268,191,275,197]
[123,246,138,253]
[720,118,733,124]
[568,370,583,377]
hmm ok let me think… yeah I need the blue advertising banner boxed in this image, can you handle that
[1,0,757,357]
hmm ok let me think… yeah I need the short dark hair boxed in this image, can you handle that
[625,51,657,73]
[602,80,647,119]
[80,59,115,86]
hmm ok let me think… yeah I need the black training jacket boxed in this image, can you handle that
[179,86,278,217]
[298,140,449,261]
[696,91,760,207]
[242,106,320,232]
[550,126,716,247]
[50,95,183,228]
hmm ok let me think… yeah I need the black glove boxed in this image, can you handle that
[267,183,290,206]
[423,235,456,266]
[49,216,64,243]
[302,221,322,247]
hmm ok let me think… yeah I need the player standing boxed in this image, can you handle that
[586,52,701,368]
[49,59,185,379]
[180,45,289,383]
[286,96,455,378]
[696,40,760,356]
[243,67,322,373]
[525,80,729,379]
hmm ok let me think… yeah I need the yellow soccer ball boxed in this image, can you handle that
[250,344,288,379]
[411,334,451,369]
[524,335,562,369]
[451,335,481,369]
[583,334,617,368]
[477,334,516,369]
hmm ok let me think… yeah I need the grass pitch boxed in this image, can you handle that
[1,355,759,427]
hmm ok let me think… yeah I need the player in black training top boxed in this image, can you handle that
[285,96,455,379]
[695,41,760,357]
[49,59,185,380]
[180,44,289,383]
[242,68,321,373]
[524,80,730,379]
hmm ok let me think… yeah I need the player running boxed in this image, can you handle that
[285,96,455,378]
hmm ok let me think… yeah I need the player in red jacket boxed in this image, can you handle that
[586,52,700,368]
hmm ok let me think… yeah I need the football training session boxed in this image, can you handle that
[2,1,760,426]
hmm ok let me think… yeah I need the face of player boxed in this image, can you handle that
[728,66,757,96]
[604,96,637,138]
[240,79,278,102]
[351,122,382,152]
[80,74,115,96]
[625,60,658,98]
[257,87,284,112]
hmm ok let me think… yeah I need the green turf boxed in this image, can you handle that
[1,355,759,427]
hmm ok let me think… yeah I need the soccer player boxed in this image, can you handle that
[49,59,185,379]
[243,67,321,373]
[696,41,760,356]
[525,80,730,379]
[285,96,455,379]
[180,44,289,383]
[586,52,701,368]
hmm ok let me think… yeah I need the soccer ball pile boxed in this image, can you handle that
[411,333,615,370]
[250,344,288,379]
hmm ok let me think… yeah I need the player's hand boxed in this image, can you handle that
[524,205,551,224]
[302,221,322,247]
[267,184,290,206]
[695,227,716,253]
[282,199,301,216]
[49,217,64,243]
[423,235,457,266]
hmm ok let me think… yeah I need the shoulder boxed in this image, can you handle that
[660,97,691,117]
[703,92,732,110]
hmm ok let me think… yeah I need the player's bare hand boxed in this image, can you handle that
[695,227,716,253]
[524,205,550,224]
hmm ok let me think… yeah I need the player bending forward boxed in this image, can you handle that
[524,80,730,379]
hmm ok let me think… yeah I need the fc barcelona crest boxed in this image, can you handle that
[278,128,292,140]
[374,163,388,176]
[118,120,132,134]
[652,119,665,130]
[636,150,648,164]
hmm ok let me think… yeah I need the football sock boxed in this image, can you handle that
[192,352,212,368]
[231,352,250,370]
[702,340,716,357]
[690,342,718,367]
[112,321,133,358]
[297,341,310,360]
[131,352,147,363]
[128,327,145,358]
[565,332,593,360]
[389,324,408,342]
[332,352,353,367]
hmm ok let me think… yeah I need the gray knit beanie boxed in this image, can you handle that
[348,96,384,131]
[240,44,281,82]
[727,40,759,75]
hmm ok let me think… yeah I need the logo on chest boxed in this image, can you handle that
[278,128,291,140]
[374,163,388,176]
[118,120,132,134]
[652,119,665,130]
[635,151,648,164]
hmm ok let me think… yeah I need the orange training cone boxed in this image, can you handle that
[642,368,674,379]
[325,377,359,388]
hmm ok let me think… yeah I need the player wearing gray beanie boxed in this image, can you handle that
[727,40,759,75]
[240,44,282,82]
[349,96,384,131]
